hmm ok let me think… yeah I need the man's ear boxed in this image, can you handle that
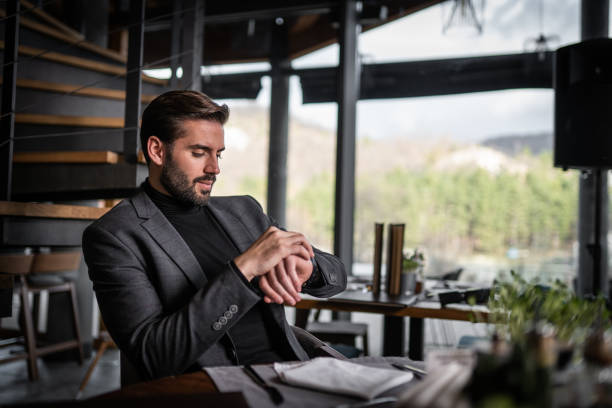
[147,136,165,166]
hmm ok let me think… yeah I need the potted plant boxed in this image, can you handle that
[401,248,424,294]
[487,270,610,368]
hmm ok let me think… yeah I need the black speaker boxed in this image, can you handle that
[554,38,612,169]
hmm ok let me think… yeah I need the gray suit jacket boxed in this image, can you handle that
[82,190,346,381]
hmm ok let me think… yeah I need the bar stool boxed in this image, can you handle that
[0,251,84,380]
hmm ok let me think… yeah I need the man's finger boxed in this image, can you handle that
[284,256,302,293]
[275,261,301,301]
[267,265,297,305]
[259,275,283,304]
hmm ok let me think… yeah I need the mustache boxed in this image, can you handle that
[193,174,216,183]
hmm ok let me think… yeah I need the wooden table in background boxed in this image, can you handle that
[294,292,489,360]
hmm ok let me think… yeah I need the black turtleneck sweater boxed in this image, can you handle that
[144,181,293,365]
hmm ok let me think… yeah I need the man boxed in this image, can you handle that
[82,90,346,382]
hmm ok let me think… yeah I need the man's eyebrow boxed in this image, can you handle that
[188,144,225,152]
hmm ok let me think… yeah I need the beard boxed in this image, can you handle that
[160,152,216,207]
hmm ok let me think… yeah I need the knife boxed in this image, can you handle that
[243,364,284,405]
[391,362,427,378]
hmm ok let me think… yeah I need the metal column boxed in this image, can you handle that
[0,0,19,201]
[181,0,204,91]
[123,0,145,163]
[334,0,360,275]
[577,0,609,297]
[169,0,182,89]
[267,22,290,227]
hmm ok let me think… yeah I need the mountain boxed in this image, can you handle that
[480,132,552,156]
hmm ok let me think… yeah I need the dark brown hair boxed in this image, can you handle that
[140,90,229,163]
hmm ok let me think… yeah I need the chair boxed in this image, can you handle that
[0,251,84,381]
[298,309,369,357]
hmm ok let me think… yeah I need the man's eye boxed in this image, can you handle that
[192,152,204,157]
[217,154,223,160]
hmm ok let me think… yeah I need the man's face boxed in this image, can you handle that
[160,119,225,206]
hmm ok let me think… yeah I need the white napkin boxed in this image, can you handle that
[274,357,413,400]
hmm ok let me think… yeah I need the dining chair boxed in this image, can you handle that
[303,309,369,357]
[0,251,84,381]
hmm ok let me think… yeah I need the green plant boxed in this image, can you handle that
[488,270,610,345]
[402,248,424,272]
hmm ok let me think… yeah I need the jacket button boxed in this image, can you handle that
[219,316,228,325]
[224,310,233,319]
[212,322,222,331]
[229,305,238,313]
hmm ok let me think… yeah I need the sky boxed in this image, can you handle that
[218,0,582,143]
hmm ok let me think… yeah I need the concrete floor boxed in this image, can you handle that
[0,346,120,404]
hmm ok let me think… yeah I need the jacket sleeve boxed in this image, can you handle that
[82,224,260,380]
[301,246,347,298]
[244,196,347,298]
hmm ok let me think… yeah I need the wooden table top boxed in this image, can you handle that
[101,371,217,398]
[295,293,489,322]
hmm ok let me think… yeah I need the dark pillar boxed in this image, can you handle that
[181,0,204,91]
[334,0,360,276]
[577,0,609,296]
[82,0,109,48]
[123,0,145,163]
[408,317,424,360]
[0,0,19,201]
[382,316,404,356]
[169,0,182,89]
[267,22,290,227]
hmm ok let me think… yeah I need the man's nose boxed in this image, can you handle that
[205,157,220,174]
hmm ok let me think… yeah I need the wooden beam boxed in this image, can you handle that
[0,41,167,86]
[0,8,126,64]
[12,162,146,200]
[0,78,156,103]
[15,113,124,128]
[20,0,85,41]
[13,151,119,164]
[0,201,109,219]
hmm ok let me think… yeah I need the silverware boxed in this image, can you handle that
[243,364,284,405]
[335,396,397,408]
[391,362,427,378]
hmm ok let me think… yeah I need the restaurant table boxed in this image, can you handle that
[94,356,424,408]
[294,290,489,360]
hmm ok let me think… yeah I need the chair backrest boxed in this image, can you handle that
[291,326,348,360]
[0,254,35,275]
[31,252,81,274]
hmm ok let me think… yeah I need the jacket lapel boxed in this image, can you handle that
[131,191,207,289]
[207,201,255,254]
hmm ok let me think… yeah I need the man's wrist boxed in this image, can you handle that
[233,255,254,281]
[302,257,322,288]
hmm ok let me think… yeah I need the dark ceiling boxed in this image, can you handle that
[103,0,445,66]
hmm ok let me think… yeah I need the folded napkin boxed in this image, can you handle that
[274,357,413,400]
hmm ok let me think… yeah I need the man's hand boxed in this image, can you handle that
[260,254,314,305]
[234,226,314,281]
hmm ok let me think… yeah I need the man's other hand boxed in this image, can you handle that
[234,226,314,281]
[260,254,314,305]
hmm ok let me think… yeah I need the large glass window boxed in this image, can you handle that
[289,0,581,285]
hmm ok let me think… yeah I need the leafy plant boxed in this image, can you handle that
[402,248,424,273]
[488,270,610,345]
